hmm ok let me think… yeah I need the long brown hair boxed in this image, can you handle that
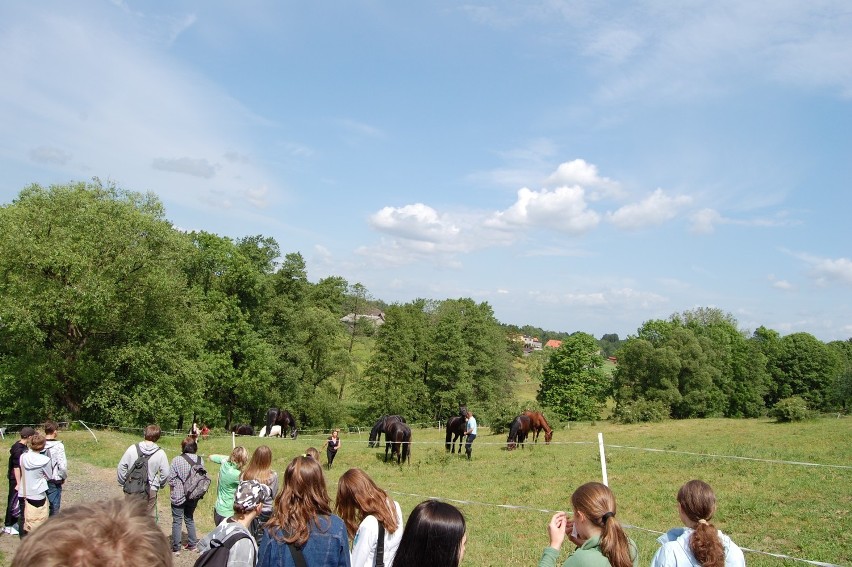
[241,445,273,484]
[571,482,633,567]
[678,480,725,567]
[266,456,333,546]
[335,468,399,538]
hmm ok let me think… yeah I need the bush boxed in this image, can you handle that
[770,396,814,422]
[612,399,670,424]
[479,399,526,434]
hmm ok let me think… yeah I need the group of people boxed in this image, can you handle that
[5,422,746,567]
[3,422,67,539]
[540,481,745,567]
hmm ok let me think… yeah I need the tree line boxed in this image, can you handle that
[537,308,851,423]
[0,181,516,430]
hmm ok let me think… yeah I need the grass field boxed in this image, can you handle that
[3,416,850,566]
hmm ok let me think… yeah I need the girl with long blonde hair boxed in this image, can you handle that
[209,446,249,525]
[241,445,278,542]
[335,468,403,567]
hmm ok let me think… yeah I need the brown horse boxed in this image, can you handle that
[507,414,532,450]
[522,410,553,444]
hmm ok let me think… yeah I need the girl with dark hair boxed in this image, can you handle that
[335,468,403,567]
[539,482,637,567]
[241,445,279,543]
[257,456,349,567]
[652,480,744,567]
[391,500,466,567]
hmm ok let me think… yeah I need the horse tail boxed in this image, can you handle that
[265,408,277,439]
[369,418,383,448]
[402,427,411,464]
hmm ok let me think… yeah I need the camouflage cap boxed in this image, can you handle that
[235,479,270,510]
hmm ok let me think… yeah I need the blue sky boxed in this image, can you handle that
[1,1,850,341]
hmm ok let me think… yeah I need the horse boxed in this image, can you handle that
[384,421,411,465]
[522,410,553,444]
[444,405,469,453]
[264,408,298,439]
[368,415,406,448]
[507,414,532,450]
[258,425,282,437]
[231,424,254,436]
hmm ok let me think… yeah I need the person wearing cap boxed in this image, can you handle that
[196,479,271,566]
[4,426,35,536]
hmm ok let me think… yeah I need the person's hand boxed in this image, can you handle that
[547,512,568,550]
[566,517,585,547]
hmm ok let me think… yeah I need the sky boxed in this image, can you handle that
[1,1,850,342]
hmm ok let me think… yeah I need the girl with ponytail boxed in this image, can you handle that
[651,480,745,567]
[539,482,637,567]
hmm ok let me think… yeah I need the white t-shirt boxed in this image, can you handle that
[350,500,403,567]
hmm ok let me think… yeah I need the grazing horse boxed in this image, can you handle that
[368,415,406,448]
[444,405,469,454]
[231,424,254,436]
[384,421,412,465]
[522,410,553,444]
[507,414,532,450]
[263,408,298,439]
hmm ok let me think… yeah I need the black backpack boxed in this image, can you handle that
[194,532,252,567]
[181,454,212,501]
[123,443,159,496]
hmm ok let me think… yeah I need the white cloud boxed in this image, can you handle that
[795,253,852,286]
[768,274,795,291]
[544,159,623,200]
[691,208,801,234]
[29,146,72,166]
[152,157,218,178]
[370,204,461,243]
[528,286,667,308]
[607,188,691,230]
[488,186,600,234]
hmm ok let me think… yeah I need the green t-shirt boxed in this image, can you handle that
[211,455,242,518]
[538,535,639,567]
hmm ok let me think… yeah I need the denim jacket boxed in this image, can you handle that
[257,514,350,567]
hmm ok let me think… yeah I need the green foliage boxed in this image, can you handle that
[611,398,670,424]
[537,332,610,420]
[766,332,842,411]
[769,396,814,422]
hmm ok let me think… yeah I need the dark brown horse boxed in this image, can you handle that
[263,408,298,439]
[231,424,254,436]
[507,414,532,450]
[385,420,411,465]
[369,415,406,448]
[522,410,553,444]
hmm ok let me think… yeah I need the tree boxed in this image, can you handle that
[0,181,202,425]
[827,340,852,411]
[768,333,842,410]
[537,332,609,420]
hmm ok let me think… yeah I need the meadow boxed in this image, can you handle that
[2,416,850,567]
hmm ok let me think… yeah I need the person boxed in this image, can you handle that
[197,479,271,567]
[463,410,477,460]
[11,497,172,567]
[190,422,201,442]
[651,480,745,567]
[257,455,349,567]
[335,468,404,567]
[116,424,170,516]
[210,446,249,526]
[539,481,638,567]
[43,420,68,516]
[391,500,466,567]
[305,447,321,461]
[201,424,210,441]
[241,445,279,543]
[168,436,204,555]
[325,429,341,469]
[17,432,52,538]
[4,426,34,536]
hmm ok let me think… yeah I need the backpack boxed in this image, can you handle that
[193,532,251,567]
[123,443,160,496]
[181,454,212,501]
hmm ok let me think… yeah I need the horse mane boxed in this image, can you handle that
[508,416,521,441]
[539,412,552,432]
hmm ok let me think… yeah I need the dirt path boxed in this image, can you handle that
[0,461,205,567]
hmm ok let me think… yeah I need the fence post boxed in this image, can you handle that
[598,432,608,486]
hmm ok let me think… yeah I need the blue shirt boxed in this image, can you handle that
[258,515,350,567]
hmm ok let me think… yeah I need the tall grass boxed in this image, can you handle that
[4,417,850,566]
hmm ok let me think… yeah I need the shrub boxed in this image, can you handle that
[612,399,670,424]
[770,396,814,422]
